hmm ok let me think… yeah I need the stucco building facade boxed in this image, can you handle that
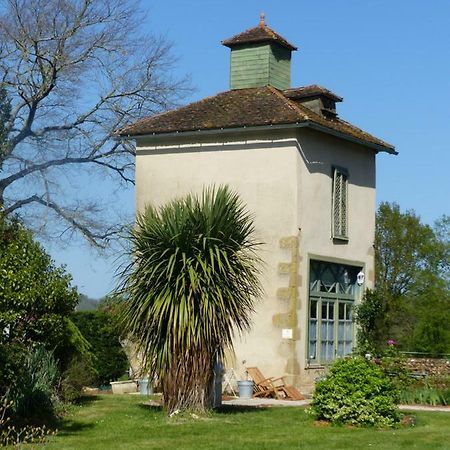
[119,18,396,392]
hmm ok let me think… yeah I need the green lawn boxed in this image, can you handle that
[45,395,450,450]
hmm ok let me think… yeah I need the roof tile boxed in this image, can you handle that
[222,24,297,51]
[117,86,394,152]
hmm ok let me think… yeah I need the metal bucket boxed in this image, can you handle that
[138,379,153,395]
[237,380,253,398]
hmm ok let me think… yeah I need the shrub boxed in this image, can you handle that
[11,346,60,421]
[0,218,78,400]
[354,289,385,355]
[71,310,128,386]
[310,357,400,427]
[60,356,97,402]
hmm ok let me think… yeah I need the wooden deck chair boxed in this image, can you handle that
[246,367,305,400]
[246,367,286,399]
[280,385,305,401]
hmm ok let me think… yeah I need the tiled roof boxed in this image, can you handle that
[222,24,297,51]
[284,85,343,102]
[118,86,395,152]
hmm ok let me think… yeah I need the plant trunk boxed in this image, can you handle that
[162,349,215,414]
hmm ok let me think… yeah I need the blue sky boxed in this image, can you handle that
[48,0,450,298]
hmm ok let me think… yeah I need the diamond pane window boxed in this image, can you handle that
[308,260,360,364]
[332,168,348,239]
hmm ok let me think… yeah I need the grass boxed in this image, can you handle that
[43,395,450,450]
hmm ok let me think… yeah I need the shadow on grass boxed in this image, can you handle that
[56,420,96,437]
[72,394,101,406]
[52,395,102,436]
[137,403,163,413]
[136,402,267,415]
[215,405,269,414]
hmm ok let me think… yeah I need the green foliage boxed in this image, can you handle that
[376,202,440,299]
[310,357,400,427]
[407,272,450,356]
[400,385,449,406]
[10,346,60,421]
[0,218,78,413]
[355,289,385,354]
[60,356,97,403]
[0,220,78,350]
[57,319,97,402]
[120,186,262,413]
[399,374,450,406]
[374,203,450,354]
[377,355,413,394]
[71,310,128,386]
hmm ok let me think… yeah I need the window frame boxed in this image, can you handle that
[332,166,349,240]
[308,295,354,365]
[307,260,360,366]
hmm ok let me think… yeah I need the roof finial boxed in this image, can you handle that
[259,11,266,27]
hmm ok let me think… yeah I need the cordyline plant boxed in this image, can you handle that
[119,186,262,414]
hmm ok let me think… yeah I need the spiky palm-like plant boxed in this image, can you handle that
[120,186,262,413]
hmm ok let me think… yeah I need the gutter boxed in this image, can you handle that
[119,122,396,155]
[303,122,397,155]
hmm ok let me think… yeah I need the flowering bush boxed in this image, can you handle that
[310,357,400,427]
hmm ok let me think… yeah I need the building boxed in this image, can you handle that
[118,16,396,392]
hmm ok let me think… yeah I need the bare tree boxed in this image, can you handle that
[0,0,188,246]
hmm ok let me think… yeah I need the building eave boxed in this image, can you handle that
[118,122,397,155]
[303,122,397,155]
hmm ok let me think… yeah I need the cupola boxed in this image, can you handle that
[222,13,297,90]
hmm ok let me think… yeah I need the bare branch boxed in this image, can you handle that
[1,194,41,215]
[0,0,190,246]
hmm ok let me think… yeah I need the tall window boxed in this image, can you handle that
[332,168,348,239]
[308,260,360,364]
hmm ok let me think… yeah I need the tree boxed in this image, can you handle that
[120,186,262,413]
[72,309,128,385]
[373,202,449,353]
[0,217,79,395]
[408,272,450,356]
[0,0,187,246]
[375,202,441,300]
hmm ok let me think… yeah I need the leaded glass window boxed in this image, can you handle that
[308,260,359,364]
[332,168,348,239]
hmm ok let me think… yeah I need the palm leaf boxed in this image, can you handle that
[119,185,262,413]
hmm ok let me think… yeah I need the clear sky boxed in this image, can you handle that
[47,0,450,298]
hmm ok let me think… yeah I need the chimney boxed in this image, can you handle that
[222,14,297,90]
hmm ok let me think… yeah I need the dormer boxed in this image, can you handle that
[284,85,343,119]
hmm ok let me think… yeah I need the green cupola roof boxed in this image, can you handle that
[222,14,297,90]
